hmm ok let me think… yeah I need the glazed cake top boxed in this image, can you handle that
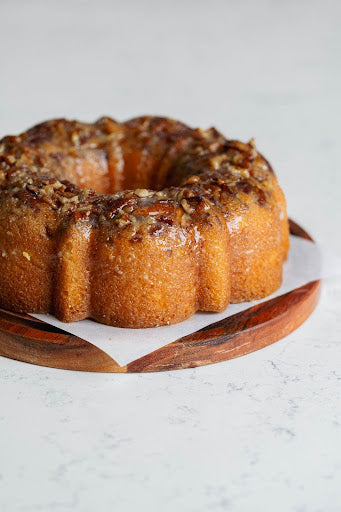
[0,116,276,238]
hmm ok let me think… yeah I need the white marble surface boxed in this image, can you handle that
[0,1,340,511]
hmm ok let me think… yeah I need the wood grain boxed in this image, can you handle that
[0,220,321,373]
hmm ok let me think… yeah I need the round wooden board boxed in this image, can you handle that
[0,220,321,373]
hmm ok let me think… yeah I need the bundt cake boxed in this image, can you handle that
[0,116,289,328]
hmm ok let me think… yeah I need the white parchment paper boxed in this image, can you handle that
[32,235,340,366]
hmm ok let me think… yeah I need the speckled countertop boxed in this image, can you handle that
[0,1,340,511]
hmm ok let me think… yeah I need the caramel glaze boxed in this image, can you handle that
[0,117,289,328]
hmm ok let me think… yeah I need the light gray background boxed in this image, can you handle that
[0,1,340,511]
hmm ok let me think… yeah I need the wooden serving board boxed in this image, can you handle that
[0,220,321,373]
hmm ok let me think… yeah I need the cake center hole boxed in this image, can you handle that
[57,148,175,194]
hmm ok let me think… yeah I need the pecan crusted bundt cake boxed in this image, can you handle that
[0,116,289,328]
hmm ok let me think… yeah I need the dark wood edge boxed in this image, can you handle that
[0,309,123,372]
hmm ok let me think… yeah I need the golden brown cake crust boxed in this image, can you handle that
[0,116,289,328]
